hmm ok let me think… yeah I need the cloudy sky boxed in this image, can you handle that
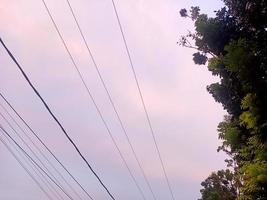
[0,0,226,199]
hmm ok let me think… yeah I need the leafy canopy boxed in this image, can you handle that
[180,1,267,199]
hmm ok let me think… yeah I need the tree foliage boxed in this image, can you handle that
[199,169,238,200]
[180,1,267,199]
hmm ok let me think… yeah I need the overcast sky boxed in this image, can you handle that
[0,0,226,199]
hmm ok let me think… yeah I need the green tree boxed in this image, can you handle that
[180,1,267,199]
[199,169,238,200]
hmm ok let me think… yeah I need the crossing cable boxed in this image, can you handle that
[0,92,94,200]
[0,128,63,200]
[0,131,54,200]
[110,1,176,199]
[0,125,69,200]
[0,125,75,200]
[0,112,70,199]
[0,37,115,200]
[65,0,157,199]
[0,101,85,200]
[39,1,146,199]
[0,112,71,200]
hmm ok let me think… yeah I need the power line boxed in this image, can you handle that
[7,132,66,200]
[64,0,157,199]
[0,117,63,200]
[0,131,54,200]
[0,92,94,200]
[0,111,72,200]
[0,125,69,200]
[0,127,66,200]
[110,1,176,199]
[0,111,69,196]
[0,101,85,200]
[0,125,74,200]
[0,37,115,200]
[39,1,147,199]
[1,123,67,200]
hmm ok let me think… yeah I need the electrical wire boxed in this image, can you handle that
[0,101,85,200]
[39,1,147,199]
[0,92,94,200]
[110,1,176,199]
[65,1,157,199]
[0,112,72,200]
[5,131,66,200]
[0,125,74,200]
[0,131,54,200]
[0,37,115,200]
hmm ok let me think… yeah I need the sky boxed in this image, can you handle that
[0,0,226,199]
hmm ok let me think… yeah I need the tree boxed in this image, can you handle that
[180,1,267,199]
[199,169,238,200]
